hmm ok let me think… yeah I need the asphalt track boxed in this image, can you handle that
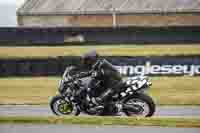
[1,106,200,133]
[0,105,200,117]
[0,124,200,133]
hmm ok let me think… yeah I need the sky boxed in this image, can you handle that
[0,0,25,7]
[0,0,26,26]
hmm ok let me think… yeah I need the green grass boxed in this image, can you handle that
[0,45,200,58]
[149,76,200,105]
[0,116,200,128]
[0,77,59,105]
[0,76,200,105]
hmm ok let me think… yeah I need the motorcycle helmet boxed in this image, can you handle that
[81,50,99,69]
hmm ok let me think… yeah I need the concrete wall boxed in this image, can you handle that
[18,15,113,27]
[65,15,113,27]
[117,14,200,27]
[18,13,200,27]
[18,15,66,27]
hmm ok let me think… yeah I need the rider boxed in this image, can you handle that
[81,50,123,111]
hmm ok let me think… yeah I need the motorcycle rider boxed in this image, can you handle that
[81,50,124,112]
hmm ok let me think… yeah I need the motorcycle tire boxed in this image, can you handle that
[123,93,156,117]
[50,95,80,116]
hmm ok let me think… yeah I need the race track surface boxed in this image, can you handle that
[0,124,200,133]
[0,105,200,117]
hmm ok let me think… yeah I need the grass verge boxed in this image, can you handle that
[0,76,200,105]
[0,45,200,58]
[0,116,200,128]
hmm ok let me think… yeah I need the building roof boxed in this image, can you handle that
[18,0,200,15]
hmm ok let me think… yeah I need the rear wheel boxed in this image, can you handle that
[123,93,156,117]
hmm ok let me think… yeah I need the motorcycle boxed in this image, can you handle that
[50,66,156,117]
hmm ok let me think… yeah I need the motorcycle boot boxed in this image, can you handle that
[92,82,124,115]
[89,89,113,112]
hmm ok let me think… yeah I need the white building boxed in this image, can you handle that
[17,0,200,27]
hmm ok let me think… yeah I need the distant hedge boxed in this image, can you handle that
[0,26,200,45]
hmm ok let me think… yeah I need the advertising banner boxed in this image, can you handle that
[0,56,200,76]
[110,56,200,76]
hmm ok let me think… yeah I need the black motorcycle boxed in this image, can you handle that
[50,66,156,117]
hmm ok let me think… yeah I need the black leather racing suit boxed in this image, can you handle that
[88,59,123,104]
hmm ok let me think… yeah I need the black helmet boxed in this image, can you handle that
[81,50,99,68]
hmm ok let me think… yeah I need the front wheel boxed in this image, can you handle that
[123,93,156,117]
[50,95,79,116]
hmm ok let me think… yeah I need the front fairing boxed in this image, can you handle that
[58,68,72,95]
